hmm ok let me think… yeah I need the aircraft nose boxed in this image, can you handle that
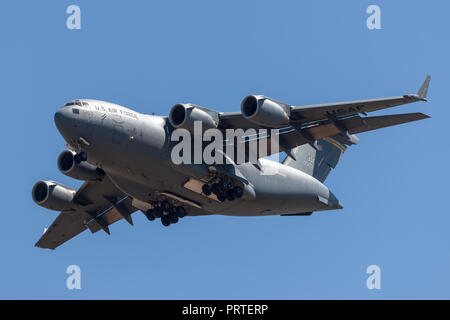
[54,107,75,136]
[54,108,67,130]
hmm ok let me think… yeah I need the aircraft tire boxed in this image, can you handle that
[153,207,163,218]
[211,183,219,195]
[202,184,212,196]
[217,192,226,202]
[233,186,243,198]
[145,209,155,221]
[161,215,171,227]
[175,206,186,218]
[218,180,228,193]
[161,201,171,212]
[169,213,179,224]
[226,190,235,201]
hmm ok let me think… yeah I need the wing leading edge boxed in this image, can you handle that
[290,75,430,122]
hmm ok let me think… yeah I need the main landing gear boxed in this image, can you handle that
[143,201,186,227]
[201,180,243,202]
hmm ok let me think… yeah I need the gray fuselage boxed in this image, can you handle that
[54,99,341,217]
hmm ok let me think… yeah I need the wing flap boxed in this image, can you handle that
[342,112,430,135]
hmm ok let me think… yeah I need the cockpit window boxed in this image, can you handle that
[64,100,88,107]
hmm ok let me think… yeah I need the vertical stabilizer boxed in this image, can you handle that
[283,134,356,182]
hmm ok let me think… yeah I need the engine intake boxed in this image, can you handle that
[241,95,290,127]
[169,104,218,134]
[57,150,104,181]
[32,180,76,211]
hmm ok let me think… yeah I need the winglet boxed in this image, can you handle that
[416,75,431,100]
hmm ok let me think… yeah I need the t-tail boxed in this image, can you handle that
[283,75,431,182]
[283,134,357,183]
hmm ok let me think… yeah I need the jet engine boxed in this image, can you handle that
[241,95,290,127]
[32,180,76,211]
[168,104,219,134]
[57,150,104,181]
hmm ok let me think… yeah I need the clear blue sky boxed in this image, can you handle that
[1,0,448,299]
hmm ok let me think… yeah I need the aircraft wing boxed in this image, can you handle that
[216,76,430,160]
[271,112,429,150]
[35,176,136,250]
[218,76,431,130]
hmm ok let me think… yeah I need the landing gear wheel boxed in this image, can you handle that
[218,180,228,193]
[161,201,171,212]
[211,183,219,195]
[226,190,235,201]
[145,209,155,221]
[161,215,171,227]
[202,184,212,196]
[175,206,186,218]
[233,186,243,198]
[169,213,179,224]
[152,207,163,218]
[216,192,226,202]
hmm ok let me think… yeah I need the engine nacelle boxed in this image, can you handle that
[169,104,218,134]
[241,95,290,127]
[32,180,76,211]
[57,150,104,181]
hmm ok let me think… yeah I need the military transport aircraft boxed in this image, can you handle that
[32,76,431,249]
